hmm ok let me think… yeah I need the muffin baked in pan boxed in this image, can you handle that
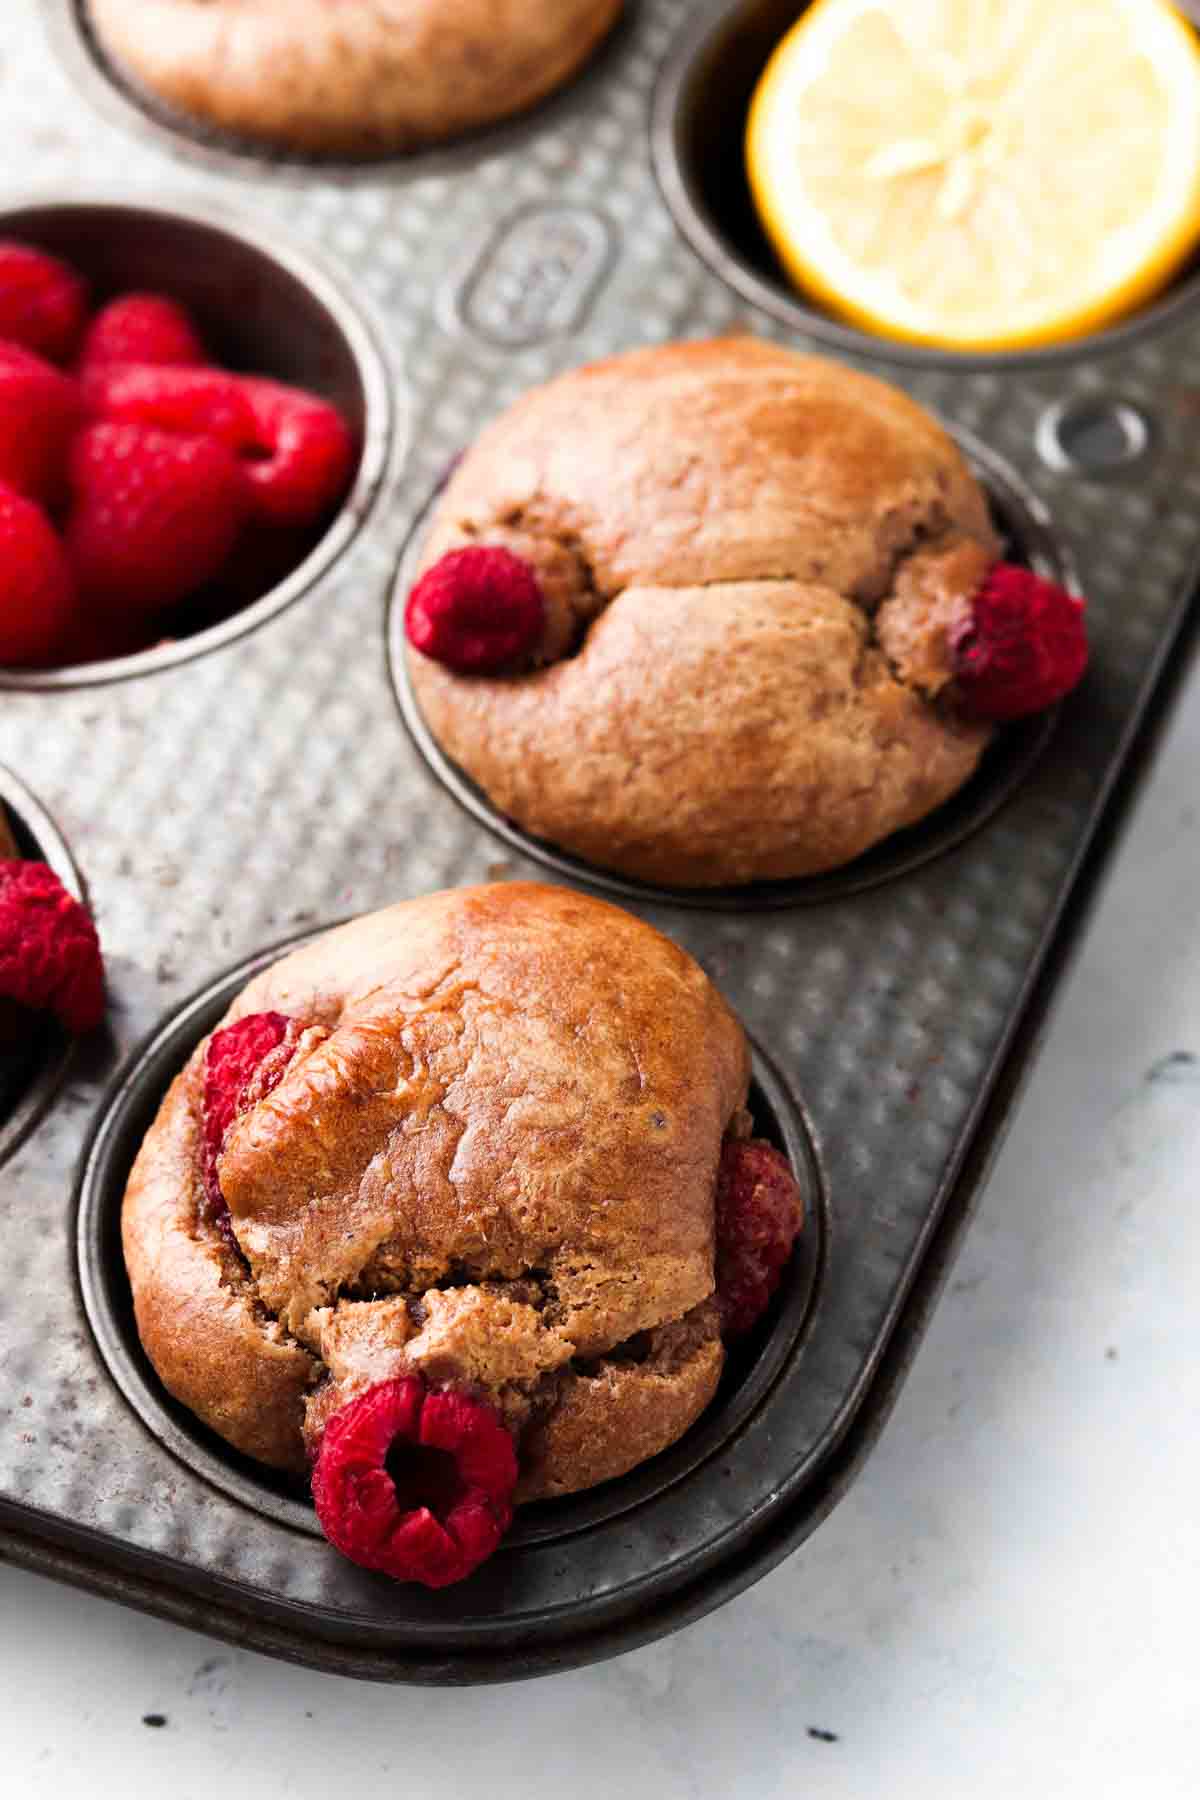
[84,0,625,156]
[0,0,1190,1682]
[121,883,804,1587]
[403,338,1085,888]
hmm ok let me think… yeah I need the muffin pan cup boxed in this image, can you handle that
[0,193,398,687]
[389,429,1074,910]
[2,0,1200,1682]
[653,0,1200,372]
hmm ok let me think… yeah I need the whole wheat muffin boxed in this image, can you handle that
[404,338,1088,888]
[85,0,623,155]
[123,883,804,1587]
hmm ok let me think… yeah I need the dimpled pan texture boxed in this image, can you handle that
[122,883,747,1499]
[84,0,624,155]
[407,337,1000,886]
[1,0,1199,1681]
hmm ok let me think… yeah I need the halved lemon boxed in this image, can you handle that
[745,0,1200,350]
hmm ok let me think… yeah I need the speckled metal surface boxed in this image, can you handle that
[1,0,1199,1682]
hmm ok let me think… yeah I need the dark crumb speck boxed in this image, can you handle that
[807,1727,839,1743]
[1105,1346,1118,1361]
[142,1714,168,1730]
[1146,1051,1200,1085]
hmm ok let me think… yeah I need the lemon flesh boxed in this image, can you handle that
[746,0,1200,350]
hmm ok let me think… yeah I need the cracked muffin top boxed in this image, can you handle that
[122,885,803,1584]
[85,0,623,156]
[405,337,1006,887]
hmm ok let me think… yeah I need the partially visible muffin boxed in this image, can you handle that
[122,884,804,1586]
[86,0,624,155]
[404,339,1087,887]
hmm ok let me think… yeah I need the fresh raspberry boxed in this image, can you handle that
[235,377,355,529]
[65,423,247,622]
[0,341,81,505]
[714,1139,804,1339]
[0,241,88,365]
[311,1375,517,1588]
[0,484,79,668]
[406,547,545,673]
[201,1010,299,1237]
[83,363,256,452]
[77,293,207,377]
[0,860,104,1033]
[953,563,1088,722]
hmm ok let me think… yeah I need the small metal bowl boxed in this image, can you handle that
[0,194,398,690]
[652,0,1200,372]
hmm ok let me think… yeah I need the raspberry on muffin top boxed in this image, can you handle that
[405,337,1087,888]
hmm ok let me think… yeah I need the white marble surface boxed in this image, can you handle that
[4,681,1200,1797]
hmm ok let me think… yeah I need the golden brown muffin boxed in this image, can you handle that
[122,883,753,1501]
[406,337,1001,887]
[86,0,624,156]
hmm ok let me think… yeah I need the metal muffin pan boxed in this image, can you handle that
[1,0,1199,1682]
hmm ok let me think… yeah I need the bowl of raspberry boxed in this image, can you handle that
[0,196,394,684]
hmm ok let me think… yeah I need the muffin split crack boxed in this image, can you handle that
[405,339,1088,887]
[123,884,804,1584]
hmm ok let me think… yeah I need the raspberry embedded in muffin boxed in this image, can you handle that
[201,1011,315,1248]
[715,1140,805,1339]
[404,337,1088,887]
[122,884,806,1585]
[405,547,546,673]
[311,1376,517,1589]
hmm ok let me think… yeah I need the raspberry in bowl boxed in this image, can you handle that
[0,198,392,685]
[119,883,807,1589]
[399,336,1088,891]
